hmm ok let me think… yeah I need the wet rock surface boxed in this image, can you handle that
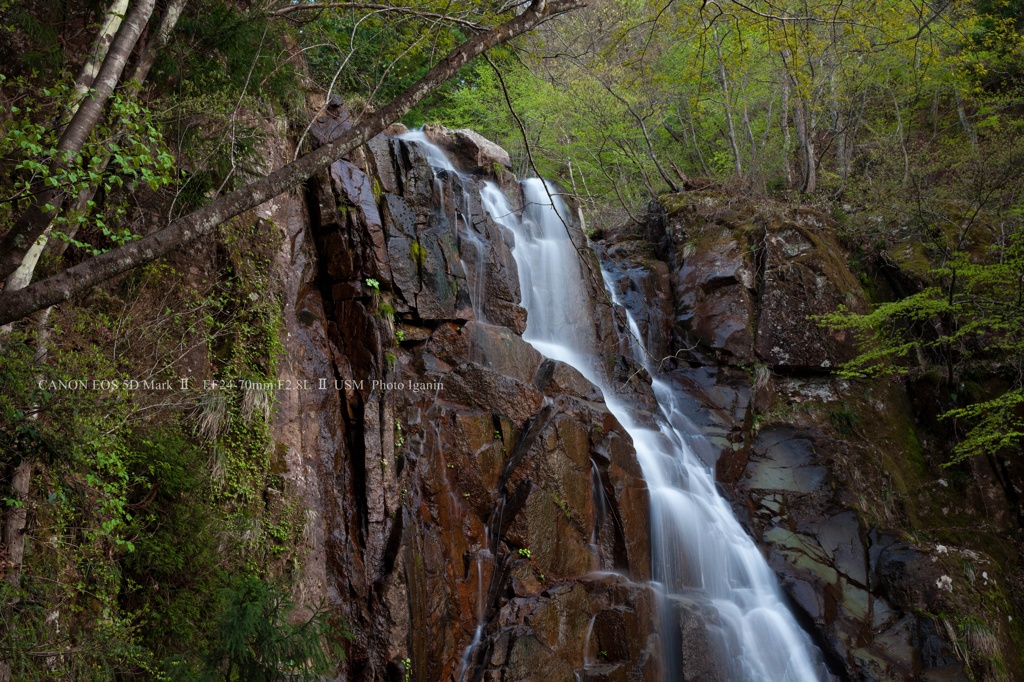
[271,111,659,680]
[269,105,1023,681]
[422,124,514,182]
[599,190,1024,681]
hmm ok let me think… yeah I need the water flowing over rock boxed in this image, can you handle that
[600,189,1023,681]
[264,100,1020,682]
[489,178,827,681]
[274,112,660,680]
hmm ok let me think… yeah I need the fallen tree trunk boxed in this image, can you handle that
[0,0,584,325]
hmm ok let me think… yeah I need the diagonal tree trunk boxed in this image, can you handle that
[74,0,131,102]
[42,0,190,267]
[2,0,132,294]
[0,0,156,283]
[0,0,584,326]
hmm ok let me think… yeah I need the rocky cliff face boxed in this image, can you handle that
[600,190,1024,681]
[260,99,1022,681]
[268,100,658,681]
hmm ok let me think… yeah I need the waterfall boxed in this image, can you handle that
[400,129,825,680]
[400,129,458,172]
[400,129,491,322]
[483,178,827,682]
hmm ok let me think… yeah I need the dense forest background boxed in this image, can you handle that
[0,0,1022,678]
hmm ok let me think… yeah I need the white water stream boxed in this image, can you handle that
[484,179,826,682]
[401,131,825,681]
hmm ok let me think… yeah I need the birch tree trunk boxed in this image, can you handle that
[956,90,978,151]
[46,0,189,264]
[713,26,743,176]
[0,0,141,599]
[0,0,585,325]
[780,63,794,189]
[2,0,131,293]
[0,0,156,283]
[832,73,850,189]
[74,0,131,101]
[794,98,816,193]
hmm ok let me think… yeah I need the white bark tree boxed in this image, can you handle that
[0,0,584,325]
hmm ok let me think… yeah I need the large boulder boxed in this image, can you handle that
[672,224,758,362]
[423,124,513,179]
[755,213,864,371]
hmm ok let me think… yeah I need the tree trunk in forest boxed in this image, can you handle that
[794,98,815,193]
[894,91,910,185]
[128,0,187,89]
[743,104,760,191]
[74,0,131,101]
[0,308,51,682]
[831,73,850,190]
[2,460,34,586]
[1,0,139,603]
[956,90,978,151]
[685,107,713,177]
[0,0,156,284]
[713,26,743,176]
[2,0,133,293]
[0,0,584,325]
[45,0,189,265]
[780,64,794,189]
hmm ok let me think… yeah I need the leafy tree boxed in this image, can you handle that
[0,0,585,325]
[823,137,1024,464]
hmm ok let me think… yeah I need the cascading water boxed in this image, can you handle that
[400,130,490,322]
[400,129,458,172]
[400,128,825,680]
[483,178,827,681]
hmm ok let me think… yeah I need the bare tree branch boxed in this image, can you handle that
[272,2,485,31]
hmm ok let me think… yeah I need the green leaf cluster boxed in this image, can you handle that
[1,74,176,255]
[823,138,1024,464]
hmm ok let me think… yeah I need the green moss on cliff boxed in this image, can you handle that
[0,212,339,679]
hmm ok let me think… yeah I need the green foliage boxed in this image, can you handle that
[942,390,1024,464]
[0,0,64,72]
[155,0,304,116]
[551,492,572,520]
[0,211,332,678]
[166,575,346,682]
[409,240,427,265]
[394,419,405,448]
[0,74,176,254]
[300,2,484,109]
[823,136,1024,464]
[423,55,662,226]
